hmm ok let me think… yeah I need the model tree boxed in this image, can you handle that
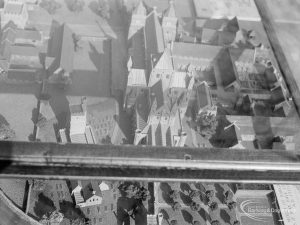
[189,190,200,200]
[40,210,64,225]
[172,202,182,211]
[228,201,237,210]
[190,201,201,211]
[31,179,47,191]
[209,202,219,211]
[169,190,179,201]
[170,220,178,225]
[67,0,85,12]
[224,190,234,204]
[134,186,150,202]
[211,220,221,225]
[39,0,62,14]
[97,0,110,19]
[0,123,16,140]
[205,190,215,202]
[70,218,88,225]
[196,111,218,140]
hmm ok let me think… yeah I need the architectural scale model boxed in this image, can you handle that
[0,0,300,225]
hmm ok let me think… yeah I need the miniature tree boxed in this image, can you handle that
[170,220,178,225]
[32,179,47,191]
[196,111,218,140]
[134,186,150,202]
[190,201,201,211]
[40,210,64,225]
[224,190,234,204]
[67,0,85,12]
[228,201,237,210]
[233,220,241,225]
[172,202,182,211]
[36,113,47,128]
[101,135,112,144]
[97,0,110,19]
[70,218,86,225]
[39,0,62,14]
[189,190,200,200]
[0,123,16,140]
[209,202,219,211]
[169,190,179,201]
[205,190,215,201]
[211,220,221,225]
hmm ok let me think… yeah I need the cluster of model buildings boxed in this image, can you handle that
[124,0,300,150]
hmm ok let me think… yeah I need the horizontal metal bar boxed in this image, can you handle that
[0,141,300,184]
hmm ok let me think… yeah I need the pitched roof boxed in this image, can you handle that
[153,48,173,70]
[127,69,147,87]
[144,10,165,56]
[230,48,255,64]
[136,90,150,131]
[15,29,41,41]
[196,82,212,109]
[271,86,285,105]
[172,42,222,60]
[133,1,147,15]
[164,0,176,18]
[217,48,238,87]
[4,2,24,14]
[47,23,74,74]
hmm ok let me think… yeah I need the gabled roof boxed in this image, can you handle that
[196,82,212,109]
[144,10,165,56]
[127,69,147,87]
[230,48,255,64]
[133,1,147,15]
[153,48,173,70]
[172,42,222,60]
[47,23,74,74]
[4,2,24,14]
[164,0,176,18]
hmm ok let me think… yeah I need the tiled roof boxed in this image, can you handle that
[4,2,24,14]
[136,90,150,131]
[150,79,164,111]
[153,48,173,70]
[127,69,147,87]
[164,0,176,18]
[201,28,218,44]
[144,10,165,56]
[47,23,74,74]
[230,48,255,64]
[217,48,238,87]
[271,86,285,105]
[133,1,147,15]
[15,29,41,41]
[10,45,39,56]
[170,72,187,88]
[129,30,146,69]
[172,42,222,61]
[86,98,119,144]
[196,82,212,109]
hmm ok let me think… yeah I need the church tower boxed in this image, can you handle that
[162,0,178,45]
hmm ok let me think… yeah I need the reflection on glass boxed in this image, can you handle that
[1,179,299,225]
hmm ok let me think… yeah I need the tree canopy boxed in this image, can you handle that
[66,0,85,12]
[0,123,16,140]
[39,0,62,14]
[196,111,218,140]
[97,0,110,19]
